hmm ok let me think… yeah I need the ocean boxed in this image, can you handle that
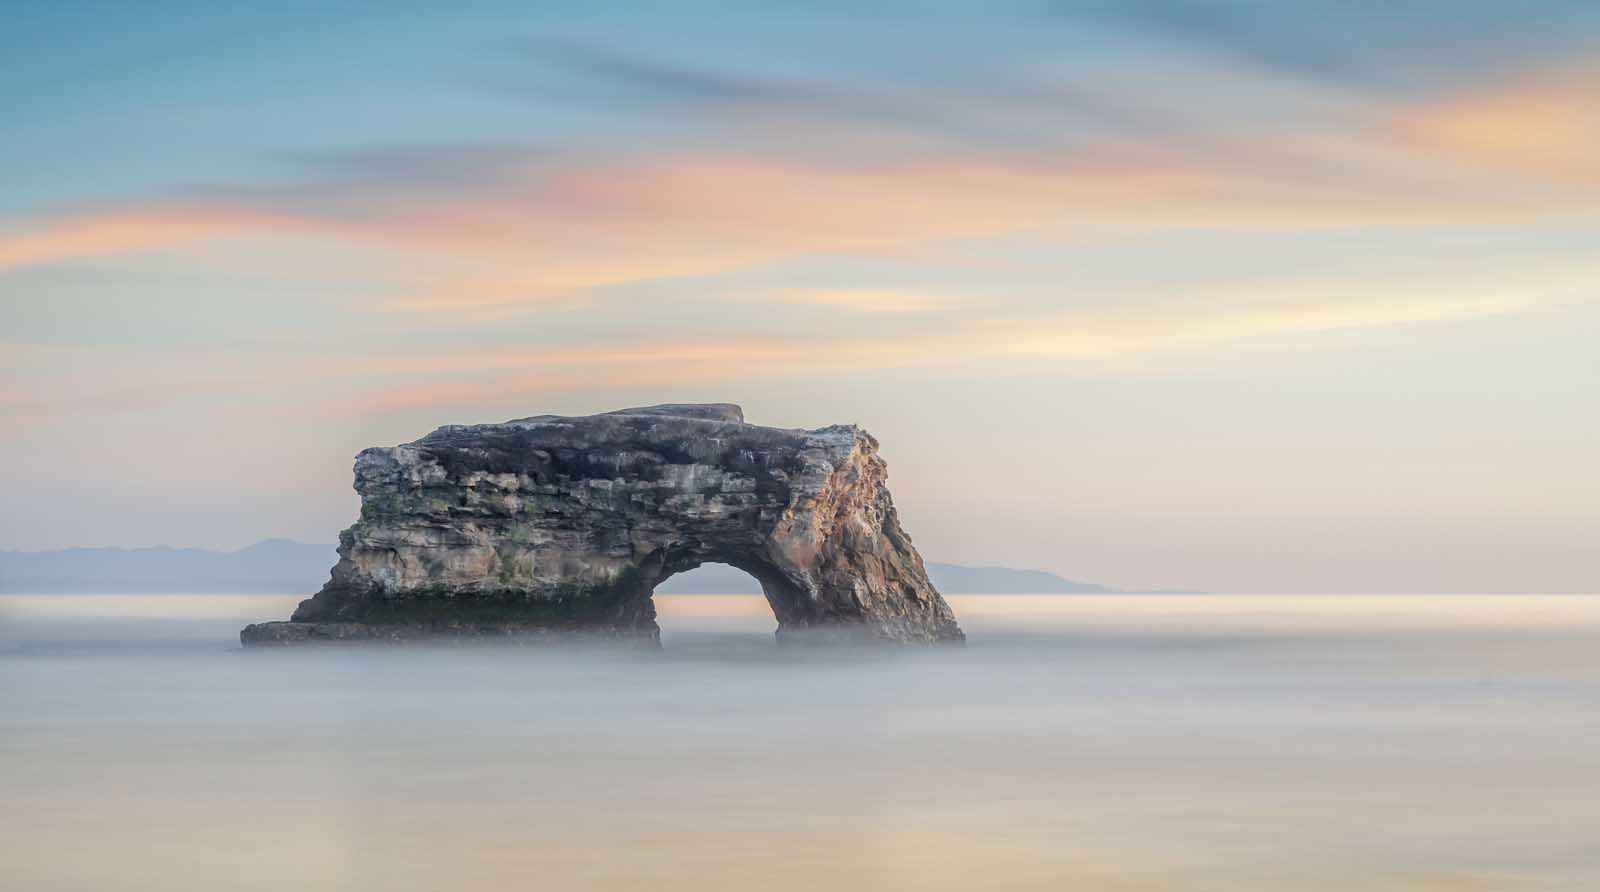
[4,593,1599,890]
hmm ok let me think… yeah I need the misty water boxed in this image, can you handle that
[4,593,1600,891]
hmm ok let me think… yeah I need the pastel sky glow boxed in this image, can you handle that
[3,2,1597,591]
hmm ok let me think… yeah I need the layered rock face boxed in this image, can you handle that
[241,404,963,645]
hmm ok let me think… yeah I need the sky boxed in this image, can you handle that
[2,1,1598,592]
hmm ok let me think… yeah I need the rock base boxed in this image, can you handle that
[240,620,661,647]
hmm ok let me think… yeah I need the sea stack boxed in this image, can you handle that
[241,403,963,645]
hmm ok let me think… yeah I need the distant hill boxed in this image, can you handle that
[654,561,1119,594]
[927,563,1119,594]
[0,540,1126,594]
[0,539,336,593]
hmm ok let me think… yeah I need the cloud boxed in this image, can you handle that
[256,284,1580,416]
[1079,0,1600,95]
[3,47,1598,348]
[507,36,897,119]
[4,114,1592,286]
[1393,60,1600,184]
[1082,0,1385,91]
[0,148,1185,281]
[501,36,1183,149]
[0,383,47,432]
[16,249,1589,428]
[0,205,279,269]
[754,289,952,313]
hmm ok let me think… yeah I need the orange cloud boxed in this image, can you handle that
[0,205,299,269]
[3,137,1587,287]
[4,60,1599,323]
[0,381,50,431]
[22,250,1590,425]
[380,250,759,314]
[0,152,1125,293]
[1394,60,1600,183]
[736,288,954,313]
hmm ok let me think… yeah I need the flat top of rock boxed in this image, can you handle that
[405,403,872,459]
[506,402,745,426]
[603,403,745,423]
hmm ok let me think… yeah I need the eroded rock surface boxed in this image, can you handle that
[241,404,963,645]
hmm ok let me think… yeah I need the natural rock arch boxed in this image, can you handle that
[242,404,963,645]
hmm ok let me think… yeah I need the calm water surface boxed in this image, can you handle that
[3,594,1599,891]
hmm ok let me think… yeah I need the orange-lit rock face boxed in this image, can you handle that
[242,404,961,646]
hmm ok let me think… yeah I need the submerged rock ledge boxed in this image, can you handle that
[241,403,963,646]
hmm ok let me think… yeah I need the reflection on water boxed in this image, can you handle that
[4,594,1600,891]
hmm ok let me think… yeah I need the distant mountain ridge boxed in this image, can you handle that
[0,539,336,593]
[655,561,1118,594]
[0,540,1125,594]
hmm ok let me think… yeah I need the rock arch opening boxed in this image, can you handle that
[650,562,775,643]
